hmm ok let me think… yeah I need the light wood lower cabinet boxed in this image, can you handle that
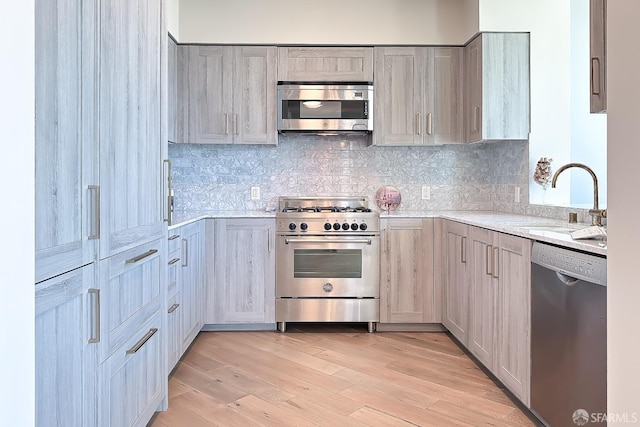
[211,218,275,325]
[380,218,437,324]
[35,264,97,426]
[442,220,469,344]
[179,221,205,352]
[442,220,531,405]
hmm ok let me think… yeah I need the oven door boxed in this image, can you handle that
[276,234,379,298]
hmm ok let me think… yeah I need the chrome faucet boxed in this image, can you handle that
[551,163,607,226]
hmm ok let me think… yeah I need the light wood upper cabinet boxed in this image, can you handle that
[380,218,436,324]
[373,46,463,146]
[590,0,607,113]
[463,33,530,143]
[441,220,469,345]
[187,45,277,145]
[99,0,165,258]
[35,0,97,283]
[36,264,97,426]
[212,218,275,325]
[278,47,373,82]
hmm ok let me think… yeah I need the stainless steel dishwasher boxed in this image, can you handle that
[531,242,607,427]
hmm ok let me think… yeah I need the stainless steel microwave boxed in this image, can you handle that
[277,83,373,133]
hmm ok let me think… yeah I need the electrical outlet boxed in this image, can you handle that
[251,186,260,200]
[421,185,431,200]
[515,186,520,203]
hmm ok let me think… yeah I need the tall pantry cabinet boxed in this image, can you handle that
[34,0,168,425]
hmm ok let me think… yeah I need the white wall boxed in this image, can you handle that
[607,1,640,422]
[167,0,180,39]
[178,0,477,45]
[0,2,35,426]
[478,0,573,206]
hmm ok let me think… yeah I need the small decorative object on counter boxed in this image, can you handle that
[533,157,553,190]
[375,186,402,211]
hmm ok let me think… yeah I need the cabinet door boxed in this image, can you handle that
[277,46,373,82]
[213,218,275,324]
[464,36,483,143]
[233,46,278,145]
[180,221,205,352]
[380,218,435,323]
[468,226,497,372]
[590,0,607,113]
[188,45,234,144]
[496,233,531,405]
[442,220,469,344]
[425,47,463,145]
[36,264,97,426]
[99,0,164,258]
[99,239,164,362]
[99,311,163,427]
[35,0,97,282]
[373,47,424,146]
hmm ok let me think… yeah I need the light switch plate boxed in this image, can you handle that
[251,186,260,200]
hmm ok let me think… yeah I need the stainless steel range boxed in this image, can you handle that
[275,196,380,333]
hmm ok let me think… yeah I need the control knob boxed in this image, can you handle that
[360,223,368,231]
[342,223,350,230]
[351,223,359,231]
[324,223,332,231]
[288,223,296,231]
[300,223,308,231]
[333,223,341,231]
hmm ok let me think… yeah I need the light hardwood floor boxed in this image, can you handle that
[149,324,539,426]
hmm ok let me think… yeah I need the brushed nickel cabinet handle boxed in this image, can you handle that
[234,113,239,135]
[126,328,158,355]
[493,247,500,279]
[427,113,433,135]
[285,238,372,245]
[88,185,100,240]
[181,238,189,267]
[485,245,492,276]
[163,159,172,223]
[168,257,180,265]
[125,249,158,264]
[168,234,180,240]
[416,113,422,135]
[88,288,100,343]
[461,236,467,264]
[168,303,180,314]
[591,57,601,95]
[224,113,229,135]
[268,228,272,253]
[473,107,480,132]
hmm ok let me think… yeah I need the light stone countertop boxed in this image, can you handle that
[171,209,607,256]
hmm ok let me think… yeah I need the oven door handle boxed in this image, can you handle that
[284,238,373,245]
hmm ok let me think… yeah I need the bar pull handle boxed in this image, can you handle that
[163,159,172,223]
[88,288,100,343]
[285,238,372,245]
[181,238,189,267]
[416,113,422,135]
[167,303,180,314]
[125,249,158,264]
[473,107,480,132]
[268,228,272,253]
[492,247,500,279]
[168,234,180,241]
[168,257,180,265]
[426,113,433,135]
[485,245,493,276]
[126,328,158,355]
[224,113,229,135]
[591,57,601,95]
[460,236,467,264]
[234,113,239,135]
[88,185,100,240]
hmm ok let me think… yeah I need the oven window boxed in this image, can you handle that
[293,249,362,278]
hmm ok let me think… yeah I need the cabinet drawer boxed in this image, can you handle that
[167,231,181,253]
[100,311,163,427]
[166,293,182,373]
[99,239,163,360]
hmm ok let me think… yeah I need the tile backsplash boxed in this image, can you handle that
[169,134,530,213]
